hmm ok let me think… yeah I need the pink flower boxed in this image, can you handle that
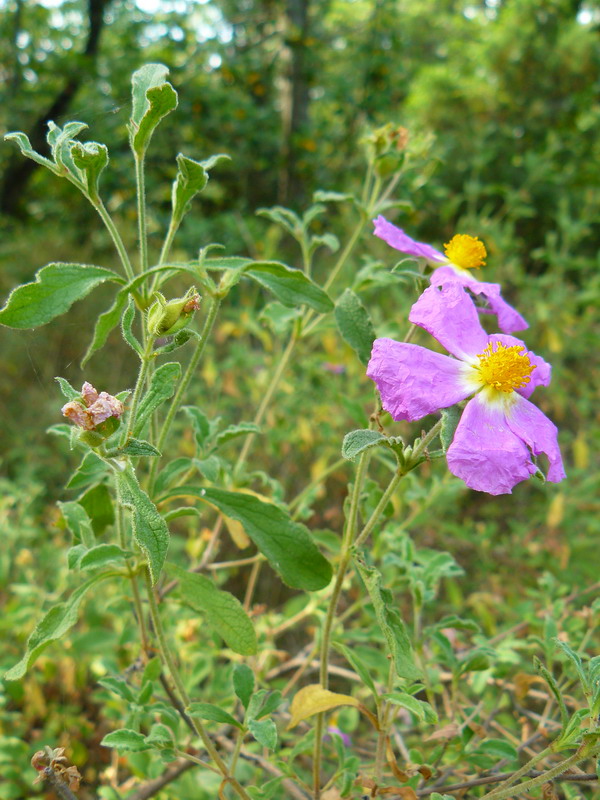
[366,283,565,495]
[373,216,528,333]
[62,382,124,430]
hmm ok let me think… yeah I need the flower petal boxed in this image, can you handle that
[430,266,528,333]
[409,283,488,361]
[505,395,566,483]
[373,216,445,263]
[488,334,551,399]
[367,338,471,421]
[446,394,537,494]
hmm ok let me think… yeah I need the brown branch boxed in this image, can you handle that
[125,760,196,800]
[416,770,598,797]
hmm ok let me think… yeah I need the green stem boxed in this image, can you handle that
[313,450,371,799]
[149,295,222,490]
[234,325,299,476]
[143,568,252,800]
[135,154,149,276]
[482,748,595,800]
[121,337,154,446]
[374,661,396,784]
[353,468,404,551]
[151,213,182,294]
[481,746,555,800]
[115,483,149,653]
[92,198,136,282]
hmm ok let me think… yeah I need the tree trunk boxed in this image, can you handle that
[1,0,111,217]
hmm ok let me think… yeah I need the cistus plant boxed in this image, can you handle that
[1,64,597,800]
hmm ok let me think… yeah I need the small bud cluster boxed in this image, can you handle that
[62,382,124,431]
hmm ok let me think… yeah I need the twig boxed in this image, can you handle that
[416,769,598,797]
[125,760,197,800]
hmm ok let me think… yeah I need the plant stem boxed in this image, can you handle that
[313,449,371,799]
[121,337,154,446]
[135,154,149,276]
[375,661,396,784]
[483,747,596,800]
[289,457,347,518]
[92,198,136,282]
[143,568,253,800]
[353,468,404,551]
[149,294,222,490]
[233,325,299,475]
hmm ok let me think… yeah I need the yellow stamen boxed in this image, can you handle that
[444,234,487,270]
[475,342,536,393]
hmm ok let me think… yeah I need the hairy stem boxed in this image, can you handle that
[135,154,149,276]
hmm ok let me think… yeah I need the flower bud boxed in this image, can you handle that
[147,287,201,337]
[61,382,124,443]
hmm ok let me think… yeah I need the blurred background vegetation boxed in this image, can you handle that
[1,1,600,797]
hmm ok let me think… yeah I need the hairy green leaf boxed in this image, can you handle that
[130,65,178,155]
[354,552,421,680]
[233,664,255,709]
[117,468,170,583]
[0,263,121,329]
[57,501,95,548]
[101,729,149,752]
[187,703,243,729]
[166,563,257,655]
[134,362,181,436]
[334,289,376,364]
[79,544,132,571]
[245,261,333,313]
[248,719,277,751]
[342,429,387,461]
[4,573,111,680]
[121,297,143,355]
[158,487,332,590]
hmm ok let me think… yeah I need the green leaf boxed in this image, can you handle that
[70,141,109,201]
[159,487,332,590]
[182,406,211,448]
[101,729,149,752]
[0,263,121,329]
[130,64,178,155]
[554,638,589,692]
[4,573,111,680]
[245,261,333,313]
[313,190,354,204]
[166,563,257,655]
[187,702,243,729]
[144,723,173,747]
[117,468,170,583]
[172,154,208,220]
[385,692,437,723]
[334,289,376,365]
[98,676,137,702]
[134,362,181,436]
[534,656,569,728]
[82,291,128,367]
[152,328,197,356]
[79,544,132,571]
[440,405,461,453]
[121,297,143,355]
[213,422,261,449]
[233,664,255,709]
[333,642,377,695]
[353,552,421,680]
[259,301,302,334]
[55,376,80,401]
[115,438,161,457]
[4,131,57,172]
[154,457,195,495]
[66,452,108,490]
[254,691,283,720]
[78,483,114,536]
[57,501,95,547]
[249,719,277,751]
[342,429,387,461]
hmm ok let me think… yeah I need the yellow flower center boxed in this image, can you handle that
[444,234,487,270]
[475,342,536,393]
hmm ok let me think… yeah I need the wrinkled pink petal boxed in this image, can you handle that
[505,395,566,483]
[367,338,471,421]
[81,382,99,406]
[373,216,446,263]
[446,394,537,494]
[487,334,551,399]
[87,392,124,425]
[430,266,528,333]
[62,401,94,430]
[409,283,488,361]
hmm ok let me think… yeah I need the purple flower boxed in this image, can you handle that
[366,283,565,495]
[324,725,352,747]
[373,215,528,333]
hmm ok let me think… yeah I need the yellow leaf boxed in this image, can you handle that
[287,684,359,730]
[546,493,564,528]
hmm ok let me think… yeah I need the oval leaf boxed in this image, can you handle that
[0,263,121,329]
[334,288,376,365]
[117,468,170,584]
[245,261,333,313]
[166,563,257,655]
[101,729,149,752]
[4,573,111,680]
[287,684,359,729]
[342,429,387,461]
[159,487,332,590]
[187,702,243,729]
